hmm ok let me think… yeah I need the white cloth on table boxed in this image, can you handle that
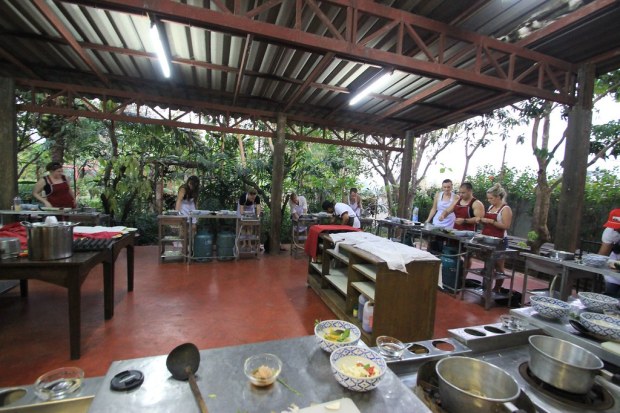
[329,232,438,273]
[74,226,128,234]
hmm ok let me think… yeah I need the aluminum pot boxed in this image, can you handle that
[528,335,620,394]
[21,221,78,261]
[436,356,523,413]
[0,237,21,260]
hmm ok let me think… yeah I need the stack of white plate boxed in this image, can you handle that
[582,254,609,268]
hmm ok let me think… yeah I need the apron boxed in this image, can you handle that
[45,176,75,208]
[454,197,477,231]
[481,204,507,238]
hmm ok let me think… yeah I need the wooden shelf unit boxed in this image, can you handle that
[308,234,440,345]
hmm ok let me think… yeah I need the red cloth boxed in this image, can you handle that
[0,222,122,251]
[304,224,361,258]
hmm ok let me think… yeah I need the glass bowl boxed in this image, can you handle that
[376,336,406,358]
[34,367,84,400]
[243,353,282,387]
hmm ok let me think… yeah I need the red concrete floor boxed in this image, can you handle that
[0,246,547,388]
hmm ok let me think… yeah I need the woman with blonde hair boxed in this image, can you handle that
[480,183,513,292]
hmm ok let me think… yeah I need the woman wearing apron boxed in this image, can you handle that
[480,183,513,293]
[32,161,76,208]
[176,175,200,228]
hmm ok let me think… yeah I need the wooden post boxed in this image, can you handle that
[0,77,17,210]
[554,64,595,252]
[397,131,414,218]
[270,113,286,255]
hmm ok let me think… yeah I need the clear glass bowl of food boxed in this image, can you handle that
[34,367,84,400]
[376,336,406,358]
[244,353,282,387]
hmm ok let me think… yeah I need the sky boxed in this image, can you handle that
[364,95,620,191]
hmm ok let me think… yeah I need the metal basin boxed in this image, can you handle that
[0,396,92,412]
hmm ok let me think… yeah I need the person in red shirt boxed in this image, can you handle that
[439,182,485,231]
[480,183,513,292]
[32,161,76,208]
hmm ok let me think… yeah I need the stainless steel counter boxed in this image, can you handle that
[88,336,430,412]
[511,306,620,367]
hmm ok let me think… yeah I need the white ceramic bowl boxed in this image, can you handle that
[314,320,361,353]
[530,295,570,319]
[243,353,282,387]
[330,346,386,392]
[580,312,620,341]
[578,292,619,313]
[582,254,609,268]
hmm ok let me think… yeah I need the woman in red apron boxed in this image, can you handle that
[480,183,513,292]
[32,161,76,208]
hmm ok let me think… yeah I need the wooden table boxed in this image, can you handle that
[0,232,135,359]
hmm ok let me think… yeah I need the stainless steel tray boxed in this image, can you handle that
[448,322,543,353]
[370,337,471,367]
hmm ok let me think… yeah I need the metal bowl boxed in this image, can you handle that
[0,237,21,260]
[480,235,502,246]
[549,250,575,261]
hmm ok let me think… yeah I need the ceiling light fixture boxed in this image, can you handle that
[349,71,394,106]
[149,17,171,78]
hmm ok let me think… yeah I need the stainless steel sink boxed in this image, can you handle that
[0,397,92,412]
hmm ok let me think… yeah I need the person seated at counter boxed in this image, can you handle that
[176,175,200,231]
[322,200,360,229]
[439,182,485,231]
[597,208,620,297]
[32,161,76,208]
[480,183,513,293]
[425,179,456,229]
[348,187,362,218]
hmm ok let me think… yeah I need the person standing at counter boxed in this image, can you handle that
[289,192,308,221]
[425,179,457,229]
[322,200,360,229]
[480,183,513,293]
[32,161,76,208]
[348,188,362,218]
[439,182,485,231]
[597,208,620,297]
[238,188,261,216]
[176,175,200,229]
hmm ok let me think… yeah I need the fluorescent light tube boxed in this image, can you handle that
[349,72,394,106]
[150,22,171,78]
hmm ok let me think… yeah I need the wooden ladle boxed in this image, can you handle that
[166,343,209,413]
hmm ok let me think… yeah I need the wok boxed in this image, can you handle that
[528,335,620,394]
[166,343,209,413]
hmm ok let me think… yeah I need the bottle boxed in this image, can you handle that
[362,301,374,333]
[358,294,368,321]
[13,196,22,212]
[412,206,419,223]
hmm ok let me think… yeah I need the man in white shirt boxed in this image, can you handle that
[598,208,620,297]
[322,200,361,229]
[288,193,308,221]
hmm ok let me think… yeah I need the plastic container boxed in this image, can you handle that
[362,301,374,333]
[13,196,22,212]
[411,206,419,222]
[193,232,213,262]
[358,294,368,321]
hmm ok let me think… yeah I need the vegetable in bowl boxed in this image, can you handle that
[314,320,361,353]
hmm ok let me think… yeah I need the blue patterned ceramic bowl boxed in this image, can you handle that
[314,320,361,353]
[330,346,386,392]
[578,292,619,313]
[580,312,620,341]
[530,295,570,319]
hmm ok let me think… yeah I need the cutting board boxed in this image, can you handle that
[298,398,361,413]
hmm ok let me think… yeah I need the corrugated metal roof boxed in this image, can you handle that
[0,0,619,138]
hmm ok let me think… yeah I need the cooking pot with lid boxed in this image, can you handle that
[21,221,78,261]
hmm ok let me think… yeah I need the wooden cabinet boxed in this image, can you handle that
[307,234,440,345]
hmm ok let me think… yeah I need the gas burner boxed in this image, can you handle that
[414,360,537,413]
[519,362,614,411]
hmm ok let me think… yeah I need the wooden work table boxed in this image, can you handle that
[0,232,135,359]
